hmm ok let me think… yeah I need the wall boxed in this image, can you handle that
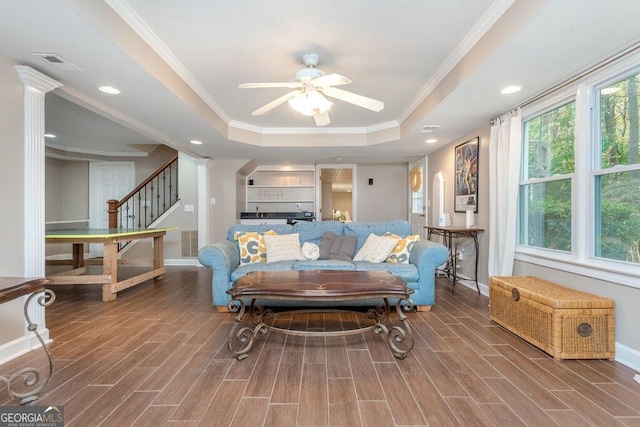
[427,126,491,287]
[356,163,408,222]
[206,159,251,244]
[0,54,28,350]
[332,191,352,217]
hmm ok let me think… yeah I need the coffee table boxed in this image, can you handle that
[226,270,415,360]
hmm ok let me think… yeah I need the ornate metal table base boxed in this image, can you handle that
[228,296,414,360]
[0,288,56,404]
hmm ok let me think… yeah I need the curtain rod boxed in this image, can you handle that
[491,39,640,125]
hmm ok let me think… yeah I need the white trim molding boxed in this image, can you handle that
[14,65,61,355]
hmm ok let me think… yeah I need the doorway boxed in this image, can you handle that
[89,161,135,255]
[315,164,356,221]
[409,157,427,237]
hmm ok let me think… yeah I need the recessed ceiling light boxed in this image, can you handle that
[501,85,521,95]
[190,140,203,145]
[99,86,120,95]
[601,87,620,95]
[425,138,437,144]
[44,133,56,138]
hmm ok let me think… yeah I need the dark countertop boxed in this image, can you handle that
[240,211,315,220]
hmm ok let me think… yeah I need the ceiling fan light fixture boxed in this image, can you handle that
[288,89,332,116]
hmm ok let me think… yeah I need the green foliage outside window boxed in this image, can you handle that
[521,102,574,251]
[598,74,640,263]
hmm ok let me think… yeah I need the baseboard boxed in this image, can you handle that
[165,258,199,266]
[0,328,51,366]
[615,342,640,372]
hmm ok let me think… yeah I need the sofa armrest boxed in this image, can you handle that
[408,240,449,306]
[197,240,239,289]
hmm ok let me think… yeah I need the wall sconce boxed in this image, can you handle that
[368,178,374,185]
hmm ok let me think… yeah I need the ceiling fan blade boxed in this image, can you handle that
[251,90,300,116]
[310,73,352,87]
[314,111,331,126]
[321,86,384,112]
[240,82,302,89]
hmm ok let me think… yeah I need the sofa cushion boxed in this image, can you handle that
[353,233,399,263]
[264,233,304,262]
[344,220,413,252]
[384,233,421,264]
[234,230,278,265]
[292,220,345,246]
[227,224,293,242]
[292,259,356,271]
[353,261,419,283]
[231,260,296,281]
[319,231,357,261]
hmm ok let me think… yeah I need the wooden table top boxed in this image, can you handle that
[228,270,412,301]
[0,277,49,305]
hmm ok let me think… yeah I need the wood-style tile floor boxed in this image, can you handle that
[1,267,639,426]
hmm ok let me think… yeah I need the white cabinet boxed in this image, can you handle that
[246,166,315,213]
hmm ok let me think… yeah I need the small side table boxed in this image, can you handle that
[425,226,484,294]
[0,277,55,404]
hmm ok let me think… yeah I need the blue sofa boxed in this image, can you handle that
[197,220,449,311]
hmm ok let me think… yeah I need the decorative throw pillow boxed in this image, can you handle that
[353,233,399,263]
[318,231,357,261]
[264,233,304,262]
[384,232,421,264]
[234,230,277,265]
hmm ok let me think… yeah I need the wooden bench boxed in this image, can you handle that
[489,276,615,360]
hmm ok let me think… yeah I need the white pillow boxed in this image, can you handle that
[264,233,304,262]
[353,233,399,263]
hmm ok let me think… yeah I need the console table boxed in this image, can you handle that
[425,226,484,294]
[0,277,55,404]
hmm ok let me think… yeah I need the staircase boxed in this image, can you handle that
[107,155,179,249]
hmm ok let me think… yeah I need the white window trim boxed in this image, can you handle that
[516,50,640,291]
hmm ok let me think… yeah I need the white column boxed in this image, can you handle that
[196,159,213,257]
[14,66,61,341]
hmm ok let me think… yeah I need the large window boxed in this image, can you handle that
[517,57,640,286]
[519,102,575,251]
[595,72,640,263]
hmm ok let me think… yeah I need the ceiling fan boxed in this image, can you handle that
[239,53,384,126]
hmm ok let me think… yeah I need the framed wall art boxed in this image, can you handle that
[454,136,479,213]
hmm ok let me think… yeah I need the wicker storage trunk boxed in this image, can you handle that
[489,276,615,360]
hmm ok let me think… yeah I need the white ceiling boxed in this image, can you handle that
[1,0,640,164]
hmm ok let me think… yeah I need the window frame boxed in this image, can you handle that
[515,52,640,290]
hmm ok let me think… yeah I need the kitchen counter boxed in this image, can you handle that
[240,212,315,224]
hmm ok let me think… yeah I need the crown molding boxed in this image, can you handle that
[398,0,515,123]
[228,119,399,136]
[105,0,231,123]
[14,65,62,93]
[46,142,148,158]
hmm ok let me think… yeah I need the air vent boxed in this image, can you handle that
[418,125,441,134]
[32,53,82,72]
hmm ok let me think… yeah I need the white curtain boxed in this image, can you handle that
[488,109,522,277]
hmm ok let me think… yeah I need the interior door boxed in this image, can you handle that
[409,157,427,237]
[89,161,135,256]
[315,164,356,221]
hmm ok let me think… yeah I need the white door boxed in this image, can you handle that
[409,157,427,237]
[89,162,135,256]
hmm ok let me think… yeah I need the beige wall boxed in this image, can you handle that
[356,163,408,222]
[427,126,491,286]
[0,54,29,346]
[207,159,251,244]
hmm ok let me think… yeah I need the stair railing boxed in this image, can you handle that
[108,154,179,232]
